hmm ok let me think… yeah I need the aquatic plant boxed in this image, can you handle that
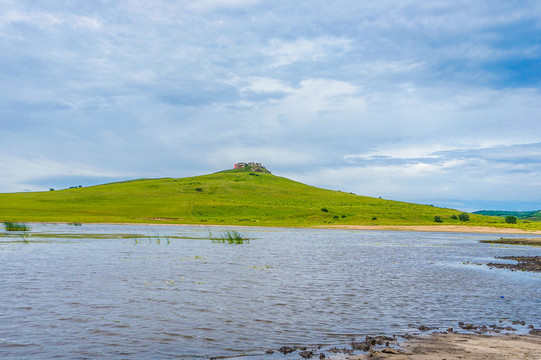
[3,221,31,231]
[252,264,272,270]
[131,233,171,245]
[19,233,30,244]
[210,230,250,244]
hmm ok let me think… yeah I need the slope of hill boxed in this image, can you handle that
[0,168,535,229]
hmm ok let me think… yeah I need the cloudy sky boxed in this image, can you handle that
[1,1,541,211]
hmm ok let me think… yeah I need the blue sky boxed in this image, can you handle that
[1,0,541,211]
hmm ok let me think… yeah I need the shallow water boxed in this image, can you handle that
[1,224,540,359]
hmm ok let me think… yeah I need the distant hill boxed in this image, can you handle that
[0,167,536,229]
[473,210,541,221]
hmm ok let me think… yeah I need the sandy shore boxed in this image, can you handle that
[320,224,541,235]
[347,333,541,360]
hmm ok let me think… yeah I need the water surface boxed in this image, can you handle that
[1,224,540,358]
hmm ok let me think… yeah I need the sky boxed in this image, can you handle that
[1,0,541,211]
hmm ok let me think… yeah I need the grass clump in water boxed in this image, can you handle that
[3,221,31,231]
[211,230,250,244]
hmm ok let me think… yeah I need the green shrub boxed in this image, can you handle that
[434,216,443,223]
[3,221,31,231]
[195,187,203,192]
[458,212,470,221]
[321,208,328,212]
[372,216,377,221]
[505,215,518,224]
[333,215,339,219]
[451,214,458,220]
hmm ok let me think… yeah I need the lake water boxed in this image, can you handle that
[1,224,540,359]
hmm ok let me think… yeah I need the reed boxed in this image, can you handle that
[211,230,250,244]
[19,233,30,244]
[3,221,31,231]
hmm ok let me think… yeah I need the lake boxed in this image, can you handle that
[1,224,540,359]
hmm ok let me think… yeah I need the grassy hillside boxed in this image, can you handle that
[0,169,537,229]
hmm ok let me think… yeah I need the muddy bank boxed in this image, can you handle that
[347,333,541,360]
[480,237,541,246]
[486,256,541,272]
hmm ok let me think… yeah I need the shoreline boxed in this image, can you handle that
[22,221,541,235]
[319,224,541,234]
[347,332,541,359]
[267,322,541,359]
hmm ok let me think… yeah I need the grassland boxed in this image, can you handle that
[0,169,539,231]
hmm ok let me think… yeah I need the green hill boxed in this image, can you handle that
[0,168,537,229]
[473,210,541,221]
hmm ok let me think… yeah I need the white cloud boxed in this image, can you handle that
[207,147,317,169]
[241,77,294,93]
[345,144,455,161]
[0,155,128,192]
[189,0,261,11]
[0,9,103,31]
[264,37,352,67]
[1,0,541,210]
[279,78,363,117]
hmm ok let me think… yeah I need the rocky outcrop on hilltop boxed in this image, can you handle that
[233,162,271,174]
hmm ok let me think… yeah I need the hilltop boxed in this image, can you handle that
[0,166,539,231]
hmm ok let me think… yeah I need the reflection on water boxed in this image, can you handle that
[1,224,540,359]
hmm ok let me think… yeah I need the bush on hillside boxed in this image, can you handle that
[505,215,518,224]
[434,216,443,223]
[458,212,470,221]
